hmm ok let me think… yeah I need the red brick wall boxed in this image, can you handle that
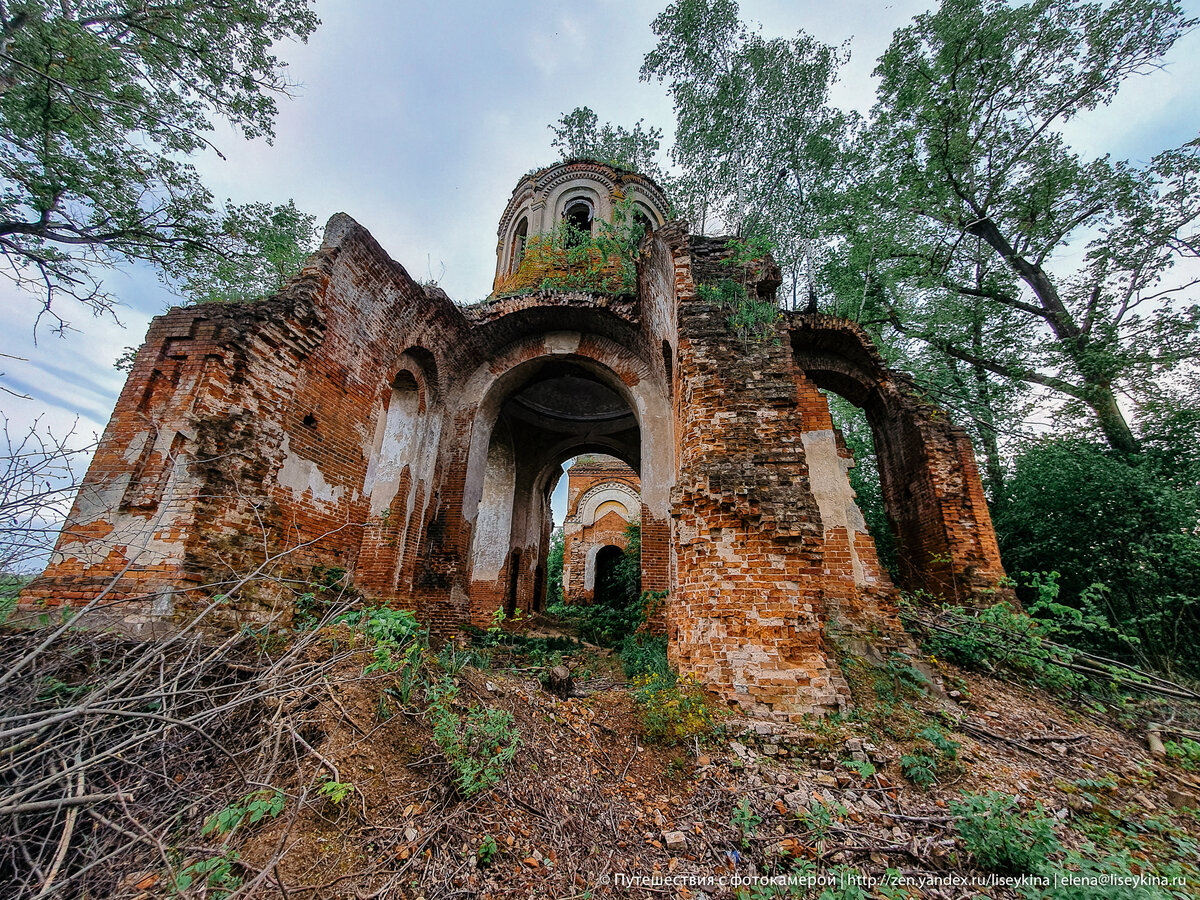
[22,207,1009,719]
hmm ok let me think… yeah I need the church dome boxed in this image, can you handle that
[492,159,670,295]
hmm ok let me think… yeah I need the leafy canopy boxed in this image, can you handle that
[176,199,318,305]
[641,0,854,301]
[0,0,319,328]
[859,0,1199,451]
[549,106,666,183]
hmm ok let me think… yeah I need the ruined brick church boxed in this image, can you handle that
[23,159,1009,718]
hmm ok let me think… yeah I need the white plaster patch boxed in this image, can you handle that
[276,433,344,507]
[543,331,581,355]
[801,430,870,584]
[472,432,517,582]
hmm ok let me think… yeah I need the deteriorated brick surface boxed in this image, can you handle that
[22,160,1010,717]
[561,457,640,604]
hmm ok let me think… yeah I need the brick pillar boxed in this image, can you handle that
[640,505,669,634]
[668,276,851,719]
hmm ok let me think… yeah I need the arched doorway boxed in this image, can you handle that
[789,317,1008,603]
[461,336,670,628]
[592,545,630,608]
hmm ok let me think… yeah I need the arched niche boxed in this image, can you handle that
[358,348,444,596]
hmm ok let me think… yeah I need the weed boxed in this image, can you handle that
[437,642,485,676]
[619,632,669,680]
[876,652,932,703]
[632,671,723,745]
[842,757,876,780]
[316,778,356,807]
[1164,737,1200,772]
[171,852,241,898]
[916,725,960,760]
[950,791,1060,874]
[476,834,499,867]
[794,797,839,840]
[730,797,761,848]
[294,566,348,628]
[200,789,285,837]
[697,277,781,342]
[427,678,519,797]
[899,752,938,788]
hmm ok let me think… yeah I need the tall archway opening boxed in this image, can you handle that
[464,351,656,628]
[790,319,1008,605]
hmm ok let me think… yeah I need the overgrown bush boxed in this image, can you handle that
[502,196,644,295]
[547,520,651,647]
[632,671,723,745]
[914,595,1084,693]
[426,678,520,797]
[697,277,781,342]
[950,791,1060,874]
[619,632,670,680]
[995,436,1200,677]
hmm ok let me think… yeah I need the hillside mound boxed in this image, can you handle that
[2,610,1198,900]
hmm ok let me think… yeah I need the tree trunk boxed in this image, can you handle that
[1088,382,1140,454]
[970,297,1005,503]
[967,217,1141,453]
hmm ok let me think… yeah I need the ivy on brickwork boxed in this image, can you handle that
[501,197,645,296]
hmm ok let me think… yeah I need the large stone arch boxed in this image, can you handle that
[458,328,671,625]
[788,314,1009,603]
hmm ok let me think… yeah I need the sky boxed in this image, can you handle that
[1,0,1197,532]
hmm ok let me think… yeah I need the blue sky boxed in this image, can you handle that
[1,0,1197,528]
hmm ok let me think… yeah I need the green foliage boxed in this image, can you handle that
[545,527,565,607]
[549,106,668,184]
[0,0,319,325]
[1165,738,1200,772]
[860,0,1198,453]
[642,0,852,292]
[294,566,348,629]
[172,852,241,898]
[177,199,318,304]
[548,521,654,647]
[995,437,1200,676]
[514,195,645,296]
[697,277,781,342]
[898,752,938,789]
[902,724,964,787]
[793,796,841,841]
[842,757,875,780]
[916,596,1085,692]
[316,778,356,807]
[201,789,284,837]
[874,652,933,703]
[335,605,427,702]
[730,797,761,847]
[632,671,723,745]
[618,633,670,681]
[476,834,499,867]
[426,679,519,797]
[437,642,485,676]
[596,518,643,611]
[917,726,959,761]
[950,791,1061,874]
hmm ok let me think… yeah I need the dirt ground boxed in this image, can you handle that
[105,621,1193,900]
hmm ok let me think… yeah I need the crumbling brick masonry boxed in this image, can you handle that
[22,159,1010,718]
